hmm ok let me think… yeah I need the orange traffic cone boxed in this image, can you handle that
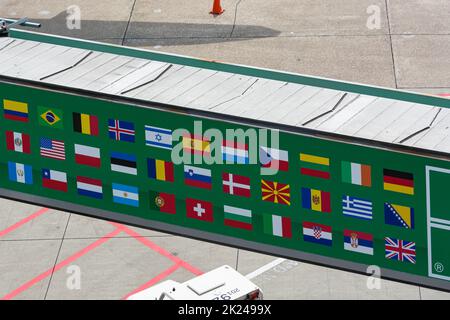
[210,0,224,15]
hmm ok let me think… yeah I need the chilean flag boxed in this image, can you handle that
[42,169,68,192]
[259,146,289,171]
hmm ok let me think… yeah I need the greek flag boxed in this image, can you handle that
[342,195,373,220]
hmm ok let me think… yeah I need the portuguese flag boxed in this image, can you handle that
[383,169,414,195]
[149,191,176,214]
[263,214,292,238]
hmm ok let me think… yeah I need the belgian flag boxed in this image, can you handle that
[73,112,99,136]
[383,169,414,195]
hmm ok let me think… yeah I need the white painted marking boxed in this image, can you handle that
[245,258,286,280]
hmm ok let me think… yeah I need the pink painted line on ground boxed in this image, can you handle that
[438,93,450,97]
[110,222,203,276]
[122,263,180,300]
[1,228,122,300]
[0,208,49,238]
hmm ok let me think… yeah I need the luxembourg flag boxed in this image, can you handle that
[42,169,68,192]
[259,146,289,171]
[184,165,212,189]
[221,140,249,164]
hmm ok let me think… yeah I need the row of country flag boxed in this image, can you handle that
[3,161,418,264]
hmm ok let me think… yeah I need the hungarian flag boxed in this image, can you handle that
[73,112,99,136]
[263,214,292,238]
[186,198,213,222]
[74,144,101,167]
[224,205,252,230]
[300,153,330,179]
[149,191,176,214]
[261,179,291,205]
[341,161,371,187]
[383,169,414,195]
[222,172,250,197]
[5,131,30,153]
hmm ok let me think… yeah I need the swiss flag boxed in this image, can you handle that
[186,198,213,222]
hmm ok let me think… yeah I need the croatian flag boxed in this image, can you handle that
[303,221,332,246]
[221,140,249,164]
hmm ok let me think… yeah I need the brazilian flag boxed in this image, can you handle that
[38,106,63,129]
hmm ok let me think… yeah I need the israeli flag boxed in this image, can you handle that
[145,125,172,150]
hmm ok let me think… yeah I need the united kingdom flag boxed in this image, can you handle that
[108,119,135,142]
[385,237,416,264]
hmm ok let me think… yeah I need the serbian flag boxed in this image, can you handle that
[42,169,68,192]
[6,131,30,153]
[75,144,101,168]
[222,172,250,197]
[259,146,289,171]
[263,214,292,238]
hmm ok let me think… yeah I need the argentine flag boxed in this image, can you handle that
[112,183,139,207]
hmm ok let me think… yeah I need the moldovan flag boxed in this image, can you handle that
[383,169,414,195]
[341,161,371,187]
[76,176,103,199]
[300,153,330,179]
[186,198,213,222]
[73,112,99,136]
[3,99,28,122]
[74,144,101,167]
[301,187,331,213]
[222,172,250,197]
[263,214,292,238]
[183,134,210,156]
[8,162,33,184]
[344,230,374,255]
[259,146,289,171]
[42,169,68,192]
[147,158,174,182]
[6,131,30,153]
[224,205,252,230]
[303,222,332,246]
[149,191,176,214]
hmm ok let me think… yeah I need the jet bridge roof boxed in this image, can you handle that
[1,30,450,157]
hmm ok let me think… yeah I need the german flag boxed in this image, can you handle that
[383,169,414,195]
[73,112,99,136]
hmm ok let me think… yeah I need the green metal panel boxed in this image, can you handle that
[1,80,449,291]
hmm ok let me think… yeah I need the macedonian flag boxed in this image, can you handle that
[261,179,291,206]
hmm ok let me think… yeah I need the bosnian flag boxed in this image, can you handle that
[77,176,103,199]
[42,169,67,192]
[259,146,289,171]
[221,140,249,164]
[75,144,101,167]
[344,230,374,255]
[184,165,212,189]
[303,221,332,246]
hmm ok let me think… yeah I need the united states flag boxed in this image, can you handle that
[40,137,65,160]
[385,237,416,264]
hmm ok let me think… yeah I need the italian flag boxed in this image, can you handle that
[341,161,371,187]
[263,214,292,238]
[224,205,252,230]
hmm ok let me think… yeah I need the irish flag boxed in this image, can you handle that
[223,205,252,230]
[263,214,292,238]
[341,161,371,187]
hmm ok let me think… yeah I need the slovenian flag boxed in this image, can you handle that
[112,183,139,207]
[145,125,172,150]
[259,146,289,171]
[77,176,103,199]
[184,165,212,189]
[8,162,33,184]
[42,169,68,192]
[344,230,374,255]
[263,214,292,238]
[303,221,332,246]
[221,140,249,164]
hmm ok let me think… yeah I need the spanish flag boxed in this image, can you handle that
[182,134,210,156]
[383,169,414,195]
[3,99,28,122]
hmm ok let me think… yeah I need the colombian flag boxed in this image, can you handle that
[383,169,414,195]
[3,99,28,122]
[301,187,331,213]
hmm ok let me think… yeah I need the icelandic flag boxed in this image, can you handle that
[221,140,249,164]
[259,146,289,171]
[112,183,139,207]
[42,169,68,192]
[303,221,332,246]
[108,119,135,142]
[344,230,374,255]
[184,165,212,189]
[77,176,103,199]
[145,125,172,150]
[8,162,33,184]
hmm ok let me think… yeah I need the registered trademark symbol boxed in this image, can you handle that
[434,262,444,273]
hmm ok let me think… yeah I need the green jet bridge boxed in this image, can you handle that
[1,29,450,292]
